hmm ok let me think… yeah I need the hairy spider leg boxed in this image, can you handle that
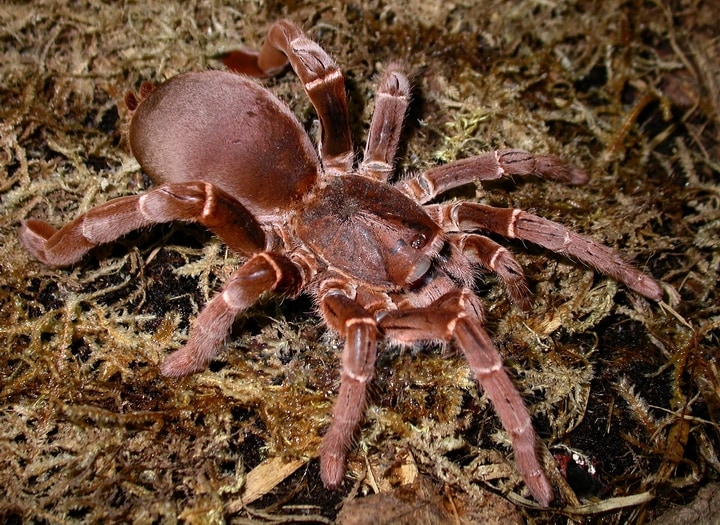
[361,64,412,182]
[439,201,663,301]
[161,252,303,376]
[317,286,379,489]
[378,287,554,506]
[20,181,266,267]
[221,20,353,173]
[448,232,532,309]
[397,149,589,203]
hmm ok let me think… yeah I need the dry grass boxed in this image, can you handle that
[1,0,718,523]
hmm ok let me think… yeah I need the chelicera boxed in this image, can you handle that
[19,20,663,505]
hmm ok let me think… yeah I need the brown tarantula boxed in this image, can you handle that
[19,20,662,505]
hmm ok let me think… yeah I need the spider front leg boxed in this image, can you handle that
[20,181,266,267]
[317,288,379,488]
[161,252,302,376]
[449,232,531,309]
[398,149,589,203]
[361,64,412,182]
[440,202,663,301]
[378,288,554,506]
[221,20,353,172]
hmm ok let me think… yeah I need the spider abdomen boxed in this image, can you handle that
[129,70,320,218]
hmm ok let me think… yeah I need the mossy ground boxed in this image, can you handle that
[1,1,718,523]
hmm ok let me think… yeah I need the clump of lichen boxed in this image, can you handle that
[1,0,718,523]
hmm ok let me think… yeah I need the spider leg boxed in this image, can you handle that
[441,201,663,301]
[448,232,532,309]
[397,149,588,203]
[220,20,353,173]
[360,64,412,181]
[378,289,554,506]
[161,252,303,376]
[317,288,379,489]
[19,181,266,267]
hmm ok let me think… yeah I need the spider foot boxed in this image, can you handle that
[19,219,57,265]
[20,219,94,267]
[319,447,346,490]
